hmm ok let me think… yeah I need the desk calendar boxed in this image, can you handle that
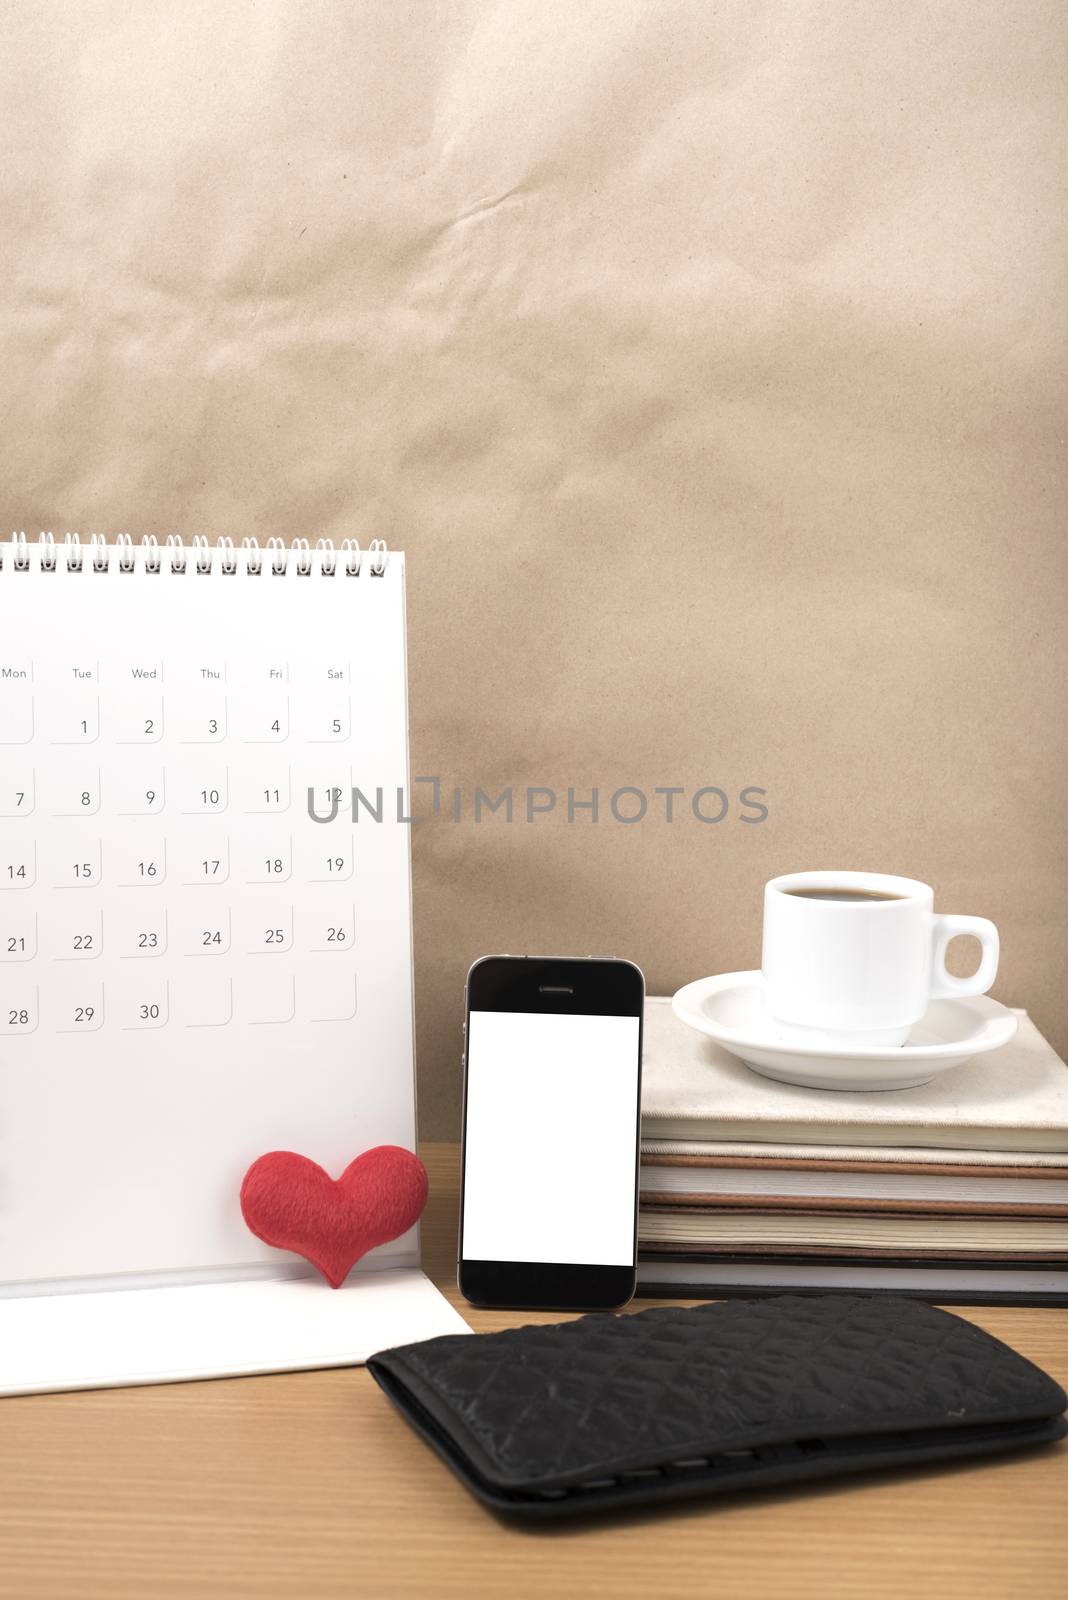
[0,532,421,1297]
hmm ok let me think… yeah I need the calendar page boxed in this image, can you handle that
[0,536,416,1289]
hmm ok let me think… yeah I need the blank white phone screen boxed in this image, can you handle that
[462,1010,641,1266]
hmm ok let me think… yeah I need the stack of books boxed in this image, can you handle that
[638,998,1068,1305]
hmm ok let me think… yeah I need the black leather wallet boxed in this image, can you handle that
[368,1294,1066,1518]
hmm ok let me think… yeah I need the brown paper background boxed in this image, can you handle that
[2,3,1065,1136]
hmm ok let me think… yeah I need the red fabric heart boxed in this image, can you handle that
[240,1146,428,1288]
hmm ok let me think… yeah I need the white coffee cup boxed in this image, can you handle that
[761,871,999,1050]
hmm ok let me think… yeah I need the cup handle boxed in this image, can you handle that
[929,914,999,999]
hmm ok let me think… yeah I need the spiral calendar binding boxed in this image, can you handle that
[1,531,388,577]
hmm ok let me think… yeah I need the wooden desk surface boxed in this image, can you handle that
[1,1143,1065,1600]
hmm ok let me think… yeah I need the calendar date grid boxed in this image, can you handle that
[1,652,368,1034]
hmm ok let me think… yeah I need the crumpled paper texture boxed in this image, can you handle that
[1,2,1065,1133]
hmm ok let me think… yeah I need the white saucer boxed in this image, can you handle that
[671,972,1019,1091]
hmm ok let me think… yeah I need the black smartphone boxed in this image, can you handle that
[458,954,645,1312]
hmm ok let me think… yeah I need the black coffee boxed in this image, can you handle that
[784,888,905,903]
